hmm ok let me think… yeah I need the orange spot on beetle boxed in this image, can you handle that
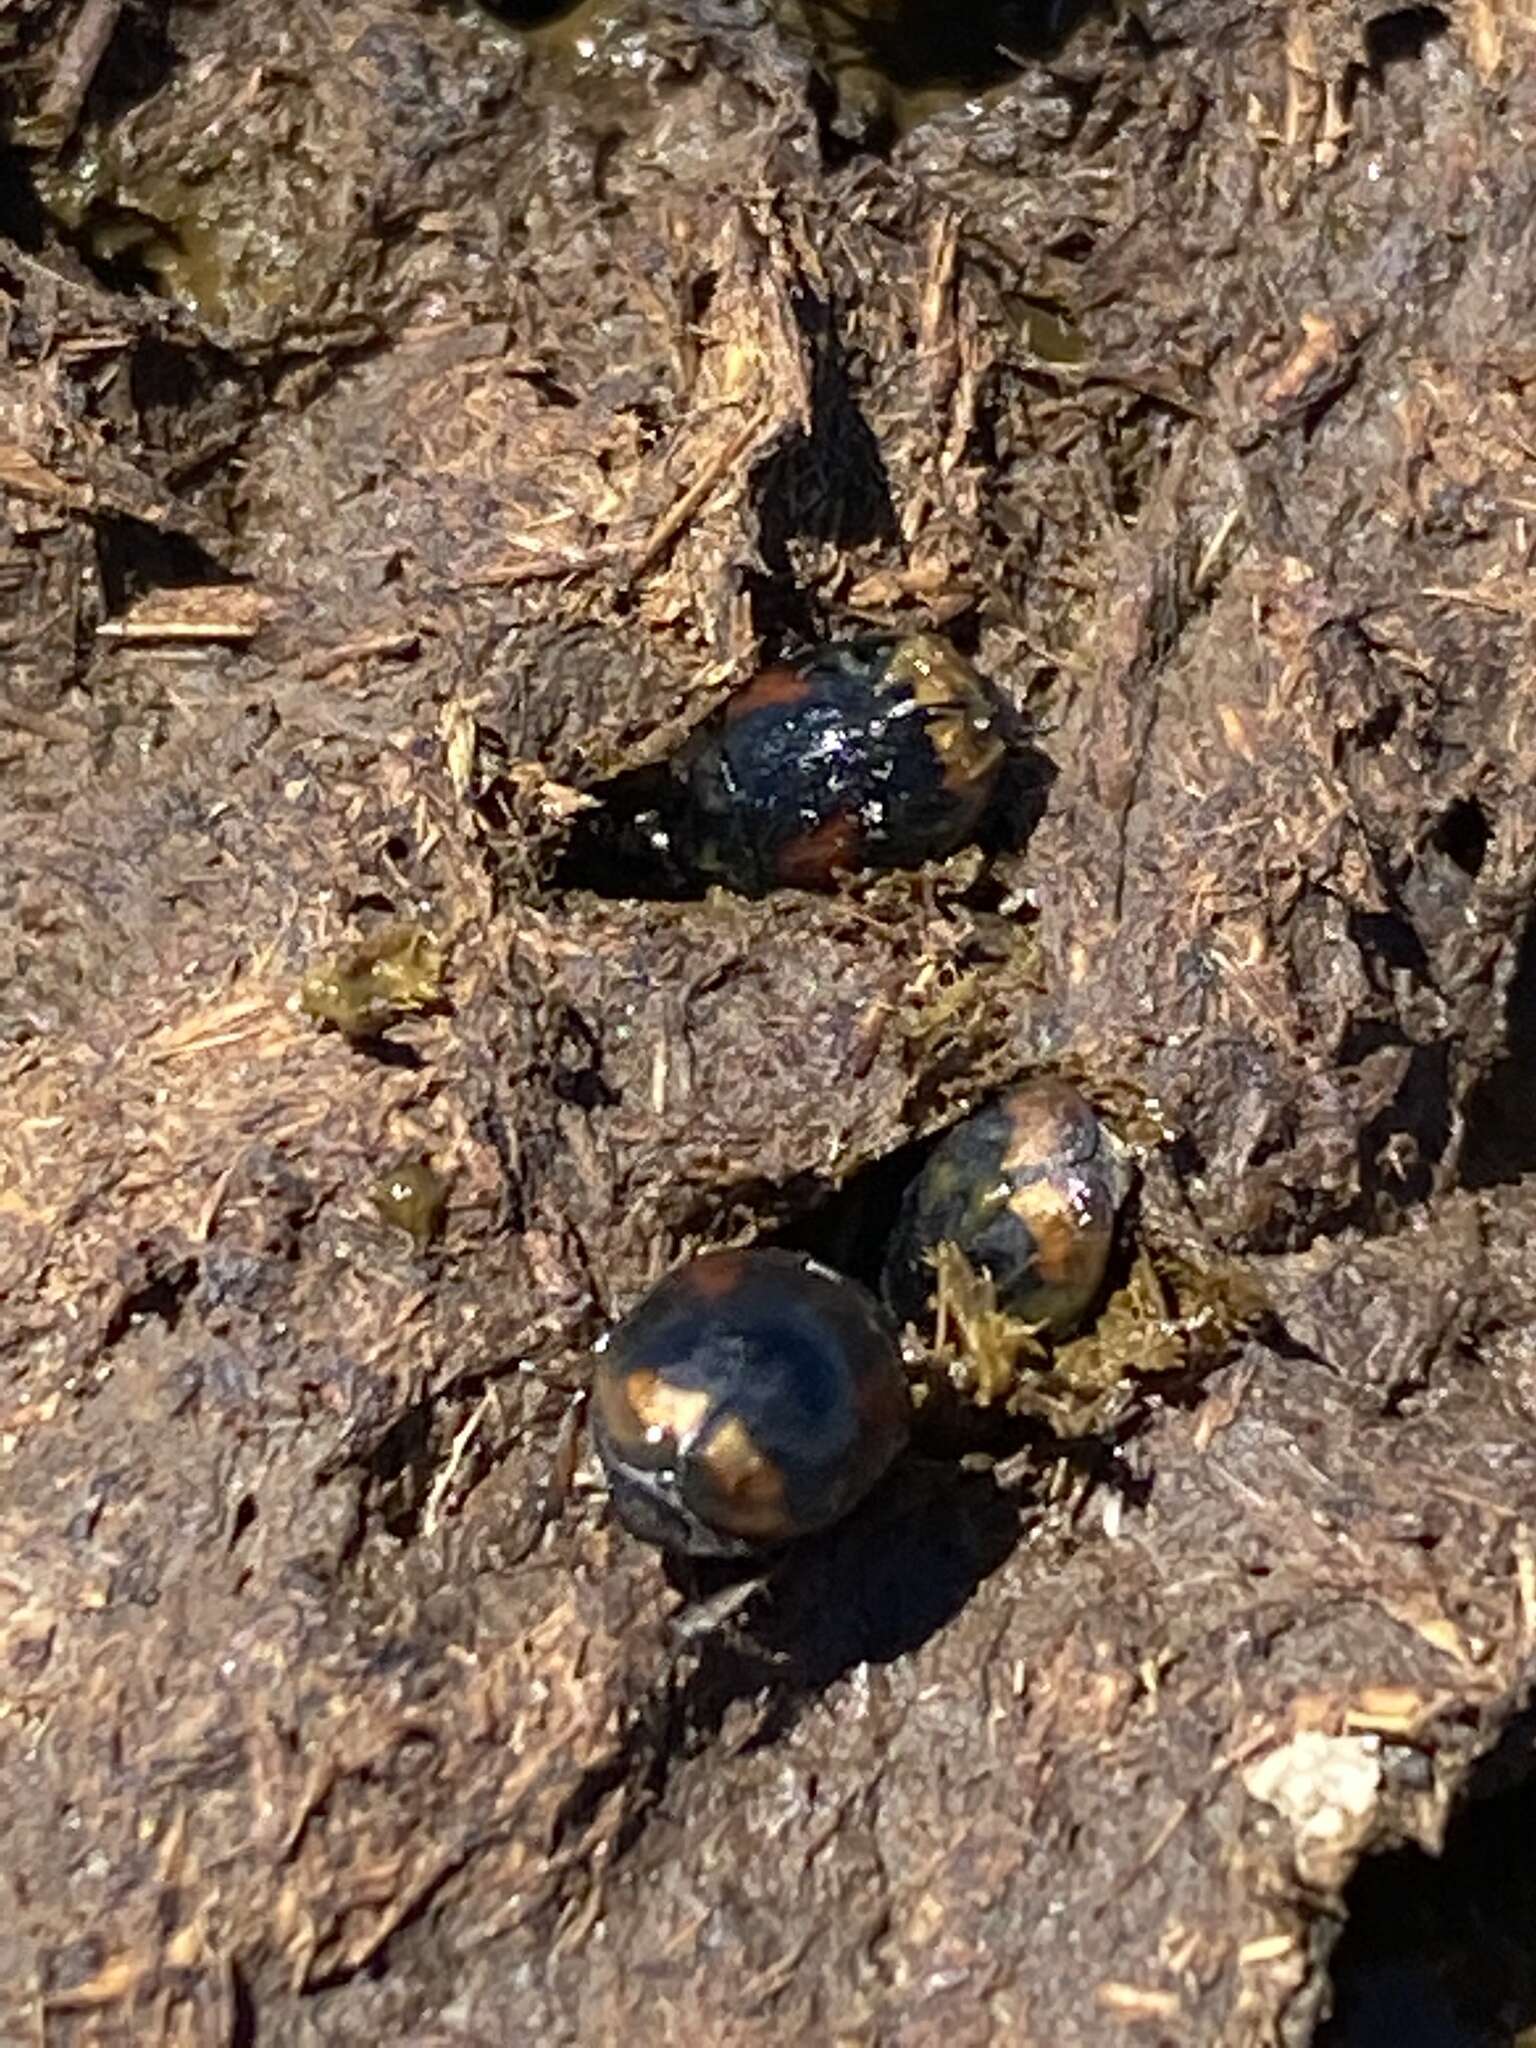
[723,665,814,722]
[774,810,863,887]
[694,1414,791,1539]
[1009,1182,1084,1288]
[680,1250,749,1301]
[611,1368,712,1445]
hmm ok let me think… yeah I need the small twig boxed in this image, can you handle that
[301,631,419,680]
[1193,502,1244,594]
[626,403,769,583]
[96,618,259,644]
[422,1389,495,1537]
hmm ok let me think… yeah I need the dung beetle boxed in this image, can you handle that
[591,1248,910,1557]
[673,632,1006,894]
[881,1080,1130,1339]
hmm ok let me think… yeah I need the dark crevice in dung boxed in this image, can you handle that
[1463,904,1536,1188]
[770,1133,933,1295]
[814,0,1111,95]
[96,514,237,610]
[1363,5,1450,72]
[0,147,49,251]
[78,1,179,126]
[547,760,703,901]
[752,286,899,575]
[479,1,586,24]
[1355,1038,1452,1215]
[102,1254,198,1350]
[1318,1709,1536,2047]
[362,1399,436,1540]
[1431,796,1491,880]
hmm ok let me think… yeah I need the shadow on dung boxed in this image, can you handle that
[668,1454,1025,1746]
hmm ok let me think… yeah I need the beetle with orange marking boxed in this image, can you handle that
[591,1248,911,1556]
[674,633,1006,895]
[881,1080,1131,1341]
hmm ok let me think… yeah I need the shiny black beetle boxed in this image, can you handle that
[591,1248,911,1557]
[671,632,1006,894]
[882,1080,1129,1339]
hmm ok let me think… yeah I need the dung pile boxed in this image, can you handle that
[5,2,1536,2041]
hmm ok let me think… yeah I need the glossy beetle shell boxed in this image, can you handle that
[676,633,1005,894]
[591,1248,910,1557]
[881,1080,1129,1338]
